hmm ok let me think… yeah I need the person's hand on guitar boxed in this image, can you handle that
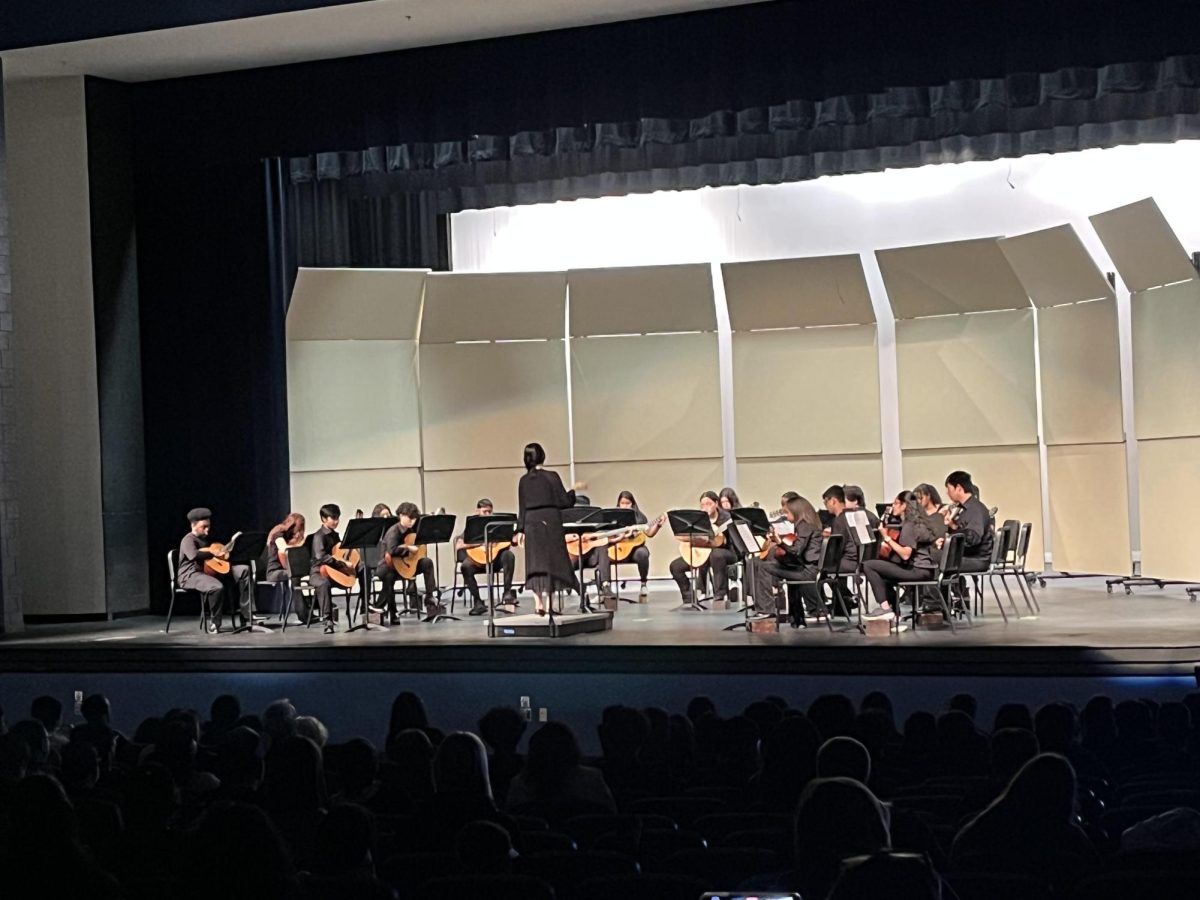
[515,532,525,548]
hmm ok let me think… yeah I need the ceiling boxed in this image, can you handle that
[0,0,765,83]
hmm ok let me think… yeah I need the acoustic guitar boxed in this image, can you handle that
[203,544,231,577]
[607,514,667,561]
[387,533,428,580]
[465,540,510,567]
[676,521,728,569]
[320,544,361,589]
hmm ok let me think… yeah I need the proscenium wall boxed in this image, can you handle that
[0,62,19,632]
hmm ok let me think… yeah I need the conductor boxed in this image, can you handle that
[516,442,580,616]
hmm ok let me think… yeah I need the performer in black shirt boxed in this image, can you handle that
[669,491,737,605]
[944,470,994,573]
[595,491,665,601]
[177,507,252,634]
[516,443,579,615]
[718,487,742,512]
[862,485,949,620]
[265,511,307,620]
[376,501,439,620]
[309,503,353,633]
[457,498,518,616]
[754,495,824,622]
[844,485,881,529]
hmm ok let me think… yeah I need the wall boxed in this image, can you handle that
[0,62,20,632]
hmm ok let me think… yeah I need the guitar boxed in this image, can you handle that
[386,533,428,580]
[320,544,361,588]
[877,519,903,560]
[568,519,663,560]
[608,515,666,561]
[465,540,511,567]
[676,520,728,569]
[202,531,243,576]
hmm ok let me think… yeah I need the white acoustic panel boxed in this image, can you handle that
[1090,197,1197,293]
[420,340,570,471]
[877,237,1030,318]
[722,254,875,329]
[568,264,716,336]
[287,340,421,471]
[736,456,885,513]
[902,444,1044,566]
[896,309,1038,450]
[1132,280,1200,441]
[1046,443,1129,575]
[999,224,1114,308]
[574,457,724,579]
[287,268,426,341]
[733,326,881,457]
[571,332,722,463]
[1037,300,1124,446]
[421,271,566,342]
[289,467,425,532]
[1138,436,1200,582]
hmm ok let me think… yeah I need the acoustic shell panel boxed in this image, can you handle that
[1090,197,1197,293]
[1046,443,1129,575]
[290,467,425,531]
[736,456,884,513]
[733,325,881,458]
[998,224,1114,308]
[287,267,426,341]
[573,457,724,578]
[420,340,570,471]
[876,237,1030,318]
[896,309,1037,450]
[1131,280,1200,441]
[571,332,722,463]
[421,271,566,342]
[902,444,1044,566]
[1037,300,1124,446]
[567,264,716,336]
[288,340,421,471]
[1138,436,1200,582]
[722,254,874,329]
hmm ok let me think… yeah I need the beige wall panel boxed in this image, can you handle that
[1038,301,1124,446]
[568,264,715,335]
[7,76,106,615]
[1132,280,1200,440]
[1046,443,1129,575]
[999,224,1114,307]
[733,327,881,457]
[287,340,421,471]
[287,268,426,341]
[736,456,885,511]
[571,332,722,463]
[421,340,569,470]
[289,467,425,531]
[722,254,875,329]
[422,272,566,342]
[896,310,1037,450]
[1090,198,1197,293]
[1138,437,1200,581]
[574,458,724,578]
[903,445,1044,564]
[877,237,1030,318]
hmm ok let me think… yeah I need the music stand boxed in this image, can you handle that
[411,513,457,623]
[669,509,715,611]
[475,516,517,631]
[226,531,269,634]
[562,510,603,614]
[724,515,770,632]
[343,516,393,632]
[595,508,639,604]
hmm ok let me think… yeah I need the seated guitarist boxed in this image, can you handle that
[378,501,439,621]
[265,511,307,621]
[754,495,824,623]
[595,490,665,601]
[309,503,351,634]
[456,498,518,616]
[178,507,252,634]
[669,491,736,606]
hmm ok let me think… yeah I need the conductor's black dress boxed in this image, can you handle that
[517,467,579,597]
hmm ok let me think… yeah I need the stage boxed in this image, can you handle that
[3,578,1199,678]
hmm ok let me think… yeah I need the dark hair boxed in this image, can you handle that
[523,442,546,471]
[319,503,341,521]
[823,485,847,504]
[389,692,430,739]
[273,512,306,543]
[210,694,241,727]
[477,707,527,754]
[80,694,110,725]
[616,490,639,509]
[30,696,62,730]
[525,721,582,793]
[912,483,942,507]
[780,490,800,505]
[700,490,720,504]
[945,470,976,495]
[396,501,421,520]
[718,487,742,509]
[787,496,822,530]
[371,503,392,518]
[844,485,867,506]
[476,498,493,510]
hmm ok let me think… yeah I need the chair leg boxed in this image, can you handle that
[1016,568,1041,613]
[165,591,176,634]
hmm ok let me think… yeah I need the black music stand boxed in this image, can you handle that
[343,516,392,632]
[412,514,457,623]
[595,507,639,604]
[669,509,714,611]
[226,531,269,634]
[562,515,602,614]
[477,516,517,630]
[725,509,773,632]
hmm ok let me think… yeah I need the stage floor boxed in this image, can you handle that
[2,578,1199,677]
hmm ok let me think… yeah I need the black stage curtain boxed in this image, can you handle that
[129,0,1200,609]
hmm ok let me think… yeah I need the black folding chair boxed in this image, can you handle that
[898,532,969,632]
[780,532,847,631]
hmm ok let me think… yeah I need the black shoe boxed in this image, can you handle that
[204,620,220,635]
[469,603,487,616]
[323,621,336,635]
[503,590,518,605]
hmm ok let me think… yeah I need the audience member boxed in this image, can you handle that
[477,706,527,803]
[818,736,872,783]
[296,714,330,748]
[506,721,615,814]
